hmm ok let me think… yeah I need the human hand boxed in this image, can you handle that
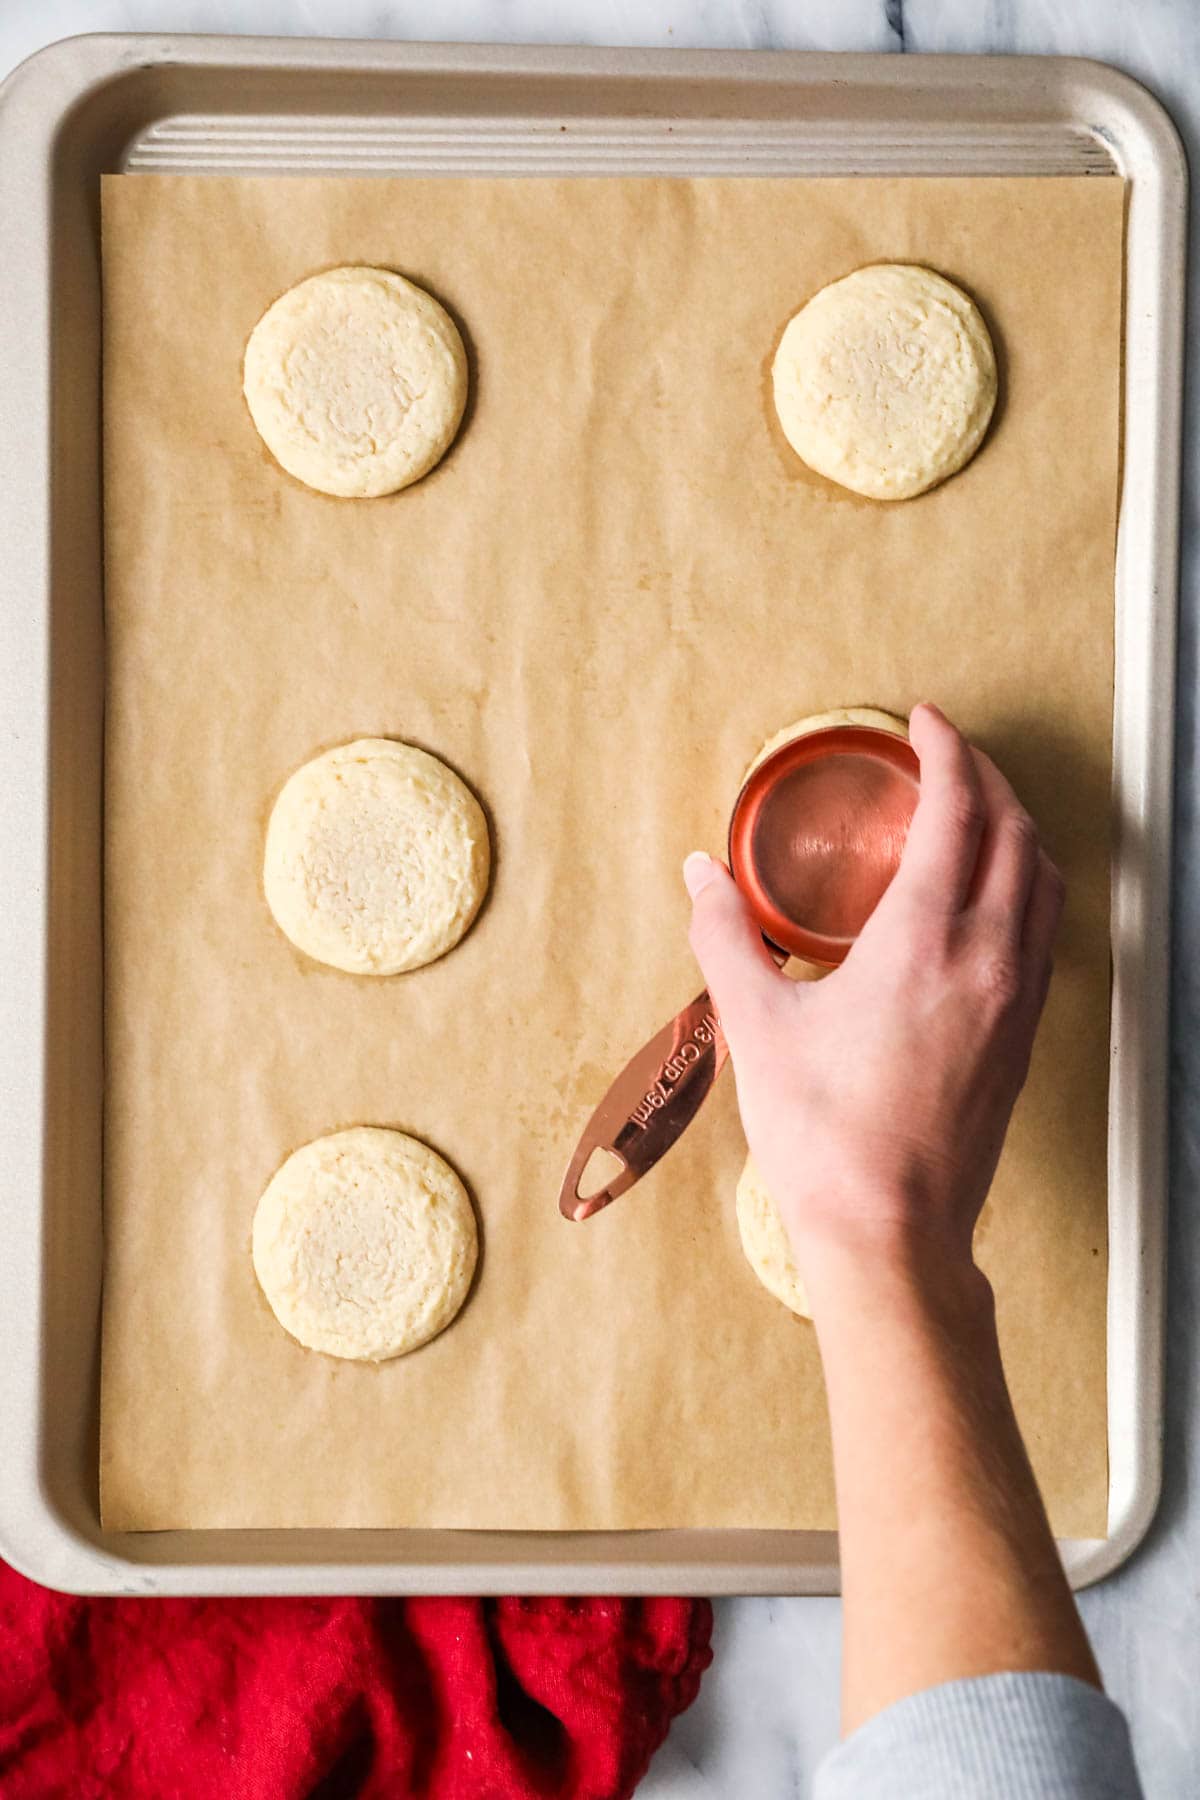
[684,704,1063,1299]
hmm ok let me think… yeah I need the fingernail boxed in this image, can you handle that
[683,851,717,899]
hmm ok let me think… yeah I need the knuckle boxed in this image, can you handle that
[1004,809,1039,858]
[975,944,1023,1012]
[946,790,985,840]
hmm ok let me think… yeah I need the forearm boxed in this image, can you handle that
[807,1228,1099,1736]
[684,707,1101,1742]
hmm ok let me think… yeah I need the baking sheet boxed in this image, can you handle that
[100,173,1123,1534]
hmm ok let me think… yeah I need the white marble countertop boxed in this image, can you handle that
[2,4,1195,1796]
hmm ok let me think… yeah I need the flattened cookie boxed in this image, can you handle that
[772,264,997,500]
[264,738,490,976]
[243,266,468,497]
[735,1155,810,1322]
[252,1127,478,1362]
[746,705,910,782]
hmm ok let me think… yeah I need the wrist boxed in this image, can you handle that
[795,1216,993,1338]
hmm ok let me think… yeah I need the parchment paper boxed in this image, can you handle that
[100,174,1123,1533]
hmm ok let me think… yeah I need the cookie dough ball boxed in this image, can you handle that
[253,1127,478,1361]
[243,266,468,497]
[772,264,997,500]
[264,738,490,975]
[736,1155,810,1321]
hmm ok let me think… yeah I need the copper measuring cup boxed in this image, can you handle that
[558,722,921,1221]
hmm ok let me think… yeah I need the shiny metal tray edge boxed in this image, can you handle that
[0,35,1185,1596]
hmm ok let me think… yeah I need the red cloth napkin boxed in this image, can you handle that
[0,1559,711,1799]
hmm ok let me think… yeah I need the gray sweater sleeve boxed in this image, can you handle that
[814,1672,1143,1800]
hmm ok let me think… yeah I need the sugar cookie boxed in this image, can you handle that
[264,738,490,976]
[253,1127,477,1361]
[243,266,468,497]
[746,705,910,781]
[735,1155,810,1322]
[772,264,996,500]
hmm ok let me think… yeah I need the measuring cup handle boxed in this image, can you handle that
[557,990,729,1221]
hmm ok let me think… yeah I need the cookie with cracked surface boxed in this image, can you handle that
[252,1127,478,1361]
[263,738,490,976]
[243,266,468,497]
[772,264,996,500]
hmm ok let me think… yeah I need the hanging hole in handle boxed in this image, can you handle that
[576,1146,627,1202]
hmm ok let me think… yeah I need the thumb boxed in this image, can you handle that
[683,853,779,1047]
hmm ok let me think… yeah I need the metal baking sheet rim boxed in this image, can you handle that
[0,36,1184,1596]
